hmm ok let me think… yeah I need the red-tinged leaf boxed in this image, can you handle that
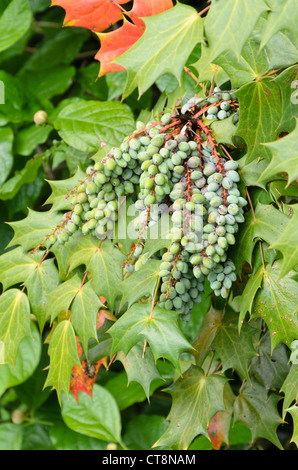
[95,19,142,76]
[207,412,228,450]
[96,309,116,329]
[70,358,106,402]
[128,0,173,30]
[51,0,130,32]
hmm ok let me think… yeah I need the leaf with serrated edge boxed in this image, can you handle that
[117,341,163,399]
[154,365,228,449]
[233,378,283,449]
[44,320,80,404]
[212,310,257,381]
[204,0,268,61]
[116,3,203,98]
[259,0,298,50]
[70,281,103,357]
[257,119,298,188]
[281,364,298,419]
[251,260,298,351]
[47,274,82,323]
[45,167,86,212]
[239,265,264,330]
[108,303,192,370]
[0,289,31,366]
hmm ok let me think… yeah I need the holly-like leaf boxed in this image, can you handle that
[70,281,103,356]
[65,235,125,311]
[204,0,268,61]
[286,405,298,447]
[280,364,298,419]
[0,289,31,367]
[274,65,298,133]
[212,310,258,381]
[44,319,81,404]
[54,100,135,152]
[251,260,298,351]
[118,259,161,310]
[257,119,298,188]
[7,208,62,252]
[95,0,173,77]
[0,0,32,53]
[239,264,264,330]
[108,303,192,370]
[116,2,203,98]
[269,205,298,279]
[61,383,122,443]
[117,341,163,399]
[51,0,130,32]
[233,379,283,449]
[259,0,298,51]
[0,246,39,291]
[233,202,289,274]
[45,167,86,212]
[235,78,282,164]
[47,274,82,323]
[190,44,229,87]
[154,365,228,449]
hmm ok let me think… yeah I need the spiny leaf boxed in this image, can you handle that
[239,264,264,330]
[51,0,130,32]
[233,378,283,449]
[212,310,258,381]
[204,0,268,61]
[257,119,298,188]
[235,78,282,164]
[154,365,228,449]
[117,341,163,399]
[44,319,80,404]
[233,202,289,274]
[108,303,192,370]
[70,281,103,357]
[116,2,203,98]
[0,247,40,291]
[47,274,82,323]
[259,0,298,51]
[285,405,298,447]
[268,205,298,279]
[251,260,298,351]
[280,364,298,419]
[0,289,31,367]
[45,167,86,212]
[274,65,298,133]
[65,235,125,311]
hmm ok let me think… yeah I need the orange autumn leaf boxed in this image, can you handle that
[95,19,142,76]
[51,0,130,32]
[70,358,106,401]
[207,411,230,450]
[52,0,174,76]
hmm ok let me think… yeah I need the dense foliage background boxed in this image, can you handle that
[0,0,297,451]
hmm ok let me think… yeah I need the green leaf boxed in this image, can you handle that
[285,405,298,447]
[47,274,82,323]
[0,246,39,291]
[118,259,161,311]
[212,310,257,381]
[233,202,289,273]
[251,260,298,351]
[123,415,169,450]
[0,289,31,366]
[21,65,76,100]
[70,281,103,357]
[233,378,283,449]
[274,65,298,133]
[259,0,298,51]
[44,166,86,212]
[14,124,52,157]
[191,44,229,87]
[204,0,268,61]
[49,423,107,450]
[280,364,298,419]
[0,127,14,185]
[257,119,298,187]
[108,303,192,370]
[0,154,43,201]
[117,341,163,399]
[7,207,62,252]
[235,78,282,163]
[0,322,41,397]
[65,235,125,311]
[269,205,298,279]
[54,100,135,152]
[154,365,228,449]
[116,3,203,98]
[0,0,32,53]
[0,423,23,450]
[104,370,148,411]
[61,384,122,444]
[44,319,80,404]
